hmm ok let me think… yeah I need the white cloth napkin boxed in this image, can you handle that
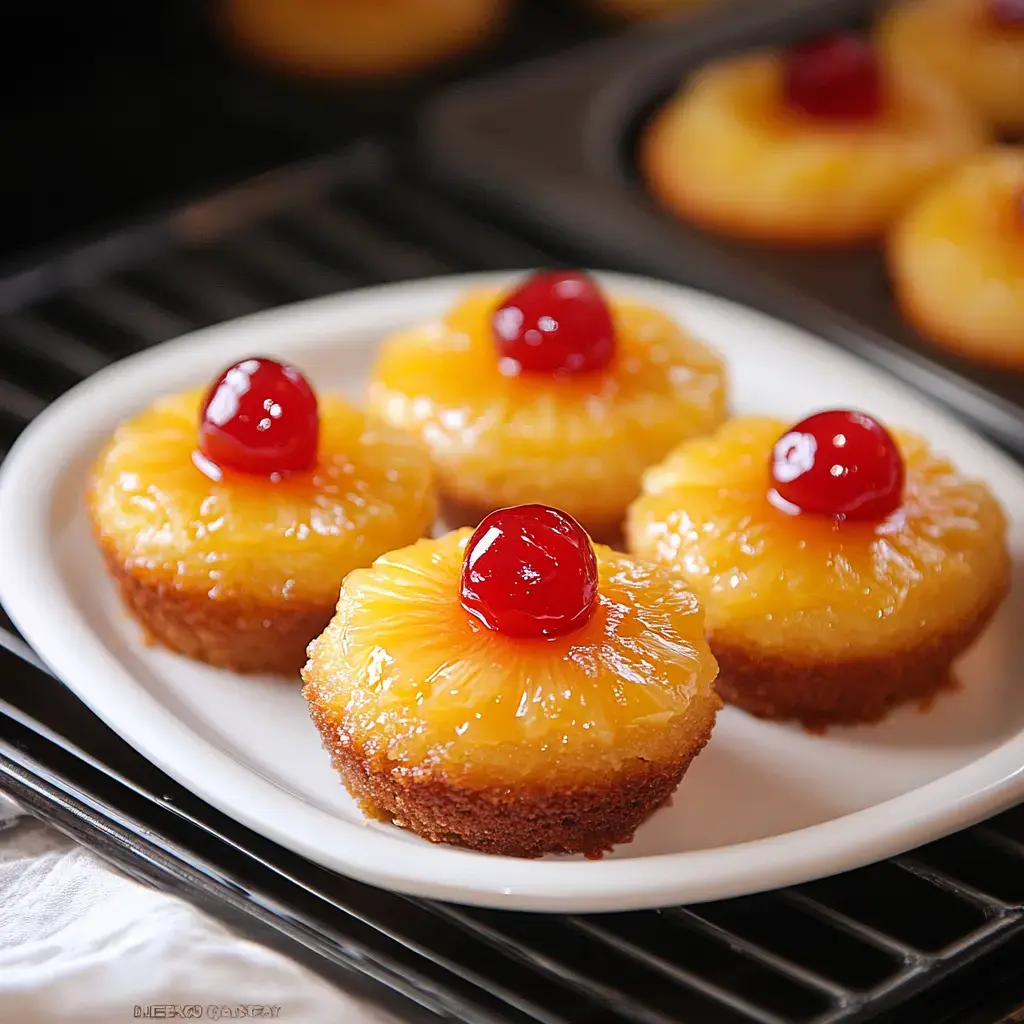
[0,800,407,1024]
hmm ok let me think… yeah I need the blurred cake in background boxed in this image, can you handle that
[889,147,1024,369]
[641,33,988,246]
[219,0,511,79]
[879,0,1024,134]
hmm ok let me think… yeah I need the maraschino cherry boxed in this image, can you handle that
[990,0,1024,29]
[770,410,904,520]
[460,504,599,639]
[492,271,616,376]
[783,34,884,122]
[198,357,319,477]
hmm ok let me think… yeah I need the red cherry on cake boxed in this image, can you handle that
[460,504,599,638]
[198,357,319,476]
[990,0,1024,29]
[770,410,904,520]
[492,271,616,376]
[783,34,884,122]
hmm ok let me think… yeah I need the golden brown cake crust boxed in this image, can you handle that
[99,542,333,677]
[307,703,717,859]
[710,582,1009,731]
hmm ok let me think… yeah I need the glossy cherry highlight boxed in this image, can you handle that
[770,410,904,520]
[198,357,319,477]
[990,0,1024,29]
[783,34,884,122]
[460,504,599,639]
[491,271,616,376]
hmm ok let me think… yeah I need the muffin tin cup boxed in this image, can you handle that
[420,0,1024,458]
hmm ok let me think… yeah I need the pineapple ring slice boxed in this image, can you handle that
[88,388,436,674]
[303,529,721,856]
[366,287,727,538]
[641,51,987,246]
[879,0,1024,134]
[888,147,1024,369]
[626,417,1010,727]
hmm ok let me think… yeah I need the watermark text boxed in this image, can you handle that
[133,1006,282,1019]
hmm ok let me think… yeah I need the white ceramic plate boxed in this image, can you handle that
[1,272,1022,913]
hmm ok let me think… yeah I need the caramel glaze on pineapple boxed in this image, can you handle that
[641,51,987,246]
[366,288,726,543]
[302,530,721,858]
[626,418,1010,730]
[88,389,436,676]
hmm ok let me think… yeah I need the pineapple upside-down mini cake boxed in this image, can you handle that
[626,411,1010,730]
[880,0,1024,135]
[87,357,436,676]
[641,32,987,246]
[302,504,721,858]
[366,271,727,544]
[889,147,1024,369]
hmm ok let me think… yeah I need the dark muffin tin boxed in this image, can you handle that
[421,0,1024,456]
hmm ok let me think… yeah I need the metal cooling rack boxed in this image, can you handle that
[2,140,1024,1024]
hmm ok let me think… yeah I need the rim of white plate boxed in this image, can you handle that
[1,271,1022,912]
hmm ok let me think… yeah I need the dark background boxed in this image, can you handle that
[1,1,602,267]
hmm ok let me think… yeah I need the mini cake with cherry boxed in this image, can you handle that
[88,357,436,675]
[626,410,1010,729]
[302,503,721,858]
[641,32,987,245]
[889,147,1024,369]
[366,271,727,543]
[880,0,1024,134]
